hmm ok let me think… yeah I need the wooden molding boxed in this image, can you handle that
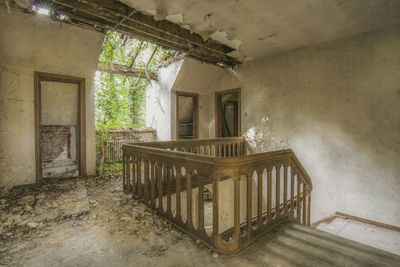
[175,91,199,140]
[312,211,400,232]
[215,88,241,138]
[34,72,87,183]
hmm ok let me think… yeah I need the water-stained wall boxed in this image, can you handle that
[0,7,104,187]
[146,57,223,140]
[212,25,400,227]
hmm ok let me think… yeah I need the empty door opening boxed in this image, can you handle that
[215,88,241,137]
[176,92,199,139]
[34,72,86,183]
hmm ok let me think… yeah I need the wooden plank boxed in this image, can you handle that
[98,62,157,80]
[19,0,240,67]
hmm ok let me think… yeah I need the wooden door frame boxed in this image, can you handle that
[215,88,241,137]
[34,72,86,184]
[175,91,199,139]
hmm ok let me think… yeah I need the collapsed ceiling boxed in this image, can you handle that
[8,0,400,66]
[123,0,400,61]
[9,0,240,67]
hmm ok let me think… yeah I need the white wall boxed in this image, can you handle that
[211,25,400,227]
[0,8,104,186]
[146,58,223,140]
[146,60,183,141]
[171,58,224,139]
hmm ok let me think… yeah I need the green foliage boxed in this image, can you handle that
[95,31,176,169]
[95,31,176,131]
[103,162,123,178]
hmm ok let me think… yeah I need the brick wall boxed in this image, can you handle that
[40,125,74,162]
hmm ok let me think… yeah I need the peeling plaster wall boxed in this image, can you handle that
[123,0,400,61]
[0,8,104,186]
[170,58,223,140]
[146,57,223,141]
[212,25,400,227]
[146,60,183,141]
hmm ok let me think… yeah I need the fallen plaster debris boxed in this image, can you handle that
[0,170,219,266]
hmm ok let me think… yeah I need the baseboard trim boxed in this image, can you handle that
[311,212,400,232]
[310,214,337,228]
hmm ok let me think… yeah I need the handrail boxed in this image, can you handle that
[122,137,312,254]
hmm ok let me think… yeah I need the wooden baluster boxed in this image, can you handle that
[233,176,241,245]
[267,167,272,221]
[275,163,281,217]
[150,161,156,209]
[186,172,193,230]
[257,170,263,225]
[132,157,136,196]
[137,160,142,201]
[144,160,150,206]
[167,166,172,217]
[130,156,135,193]
[127,155,132,192]
[228,143,231,157]
[157,164,163,214]
[302,184,307,225]
[122,153,126,191]
[306,190,311,226]
[246,172,252,239]
[297,179,301,223]
[291,168,295,215]
[283,162,288,214]
[197,174,205,234]
[176,167,182,222]
[212,177,220,241]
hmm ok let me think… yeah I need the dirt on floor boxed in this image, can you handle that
[2,168,399,267]
[0,169,231,267]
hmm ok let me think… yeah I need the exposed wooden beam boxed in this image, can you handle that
[97,62,157,80]
[16,0,240,67]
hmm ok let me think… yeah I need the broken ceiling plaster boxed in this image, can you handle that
[121,0,243,57]
[123,0,400,61]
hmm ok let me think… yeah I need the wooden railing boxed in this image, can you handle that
[104,140,125,162]
[122,137,312,254]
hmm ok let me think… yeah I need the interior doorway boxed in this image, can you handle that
[176,91,199,139]
[34,72,86,183]
[215,88,241,137]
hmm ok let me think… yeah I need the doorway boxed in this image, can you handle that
[176,91,199,139]
[215,88,241,137]
[34,72,86,183]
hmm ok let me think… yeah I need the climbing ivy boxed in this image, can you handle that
[95,31,176,169]
[95,31,175,130]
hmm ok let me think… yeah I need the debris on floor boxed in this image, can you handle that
[1,172,399,266]
[0,174,193,266]
[0,179,89,243]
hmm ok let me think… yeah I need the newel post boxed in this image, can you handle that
[233,175,241,248]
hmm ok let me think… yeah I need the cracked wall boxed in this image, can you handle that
[145,57,223,141]
[0,7,104,186]
[211,25,400,227]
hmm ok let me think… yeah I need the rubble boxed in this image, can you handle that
[0,171,220,266]
[26,222,38,229]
